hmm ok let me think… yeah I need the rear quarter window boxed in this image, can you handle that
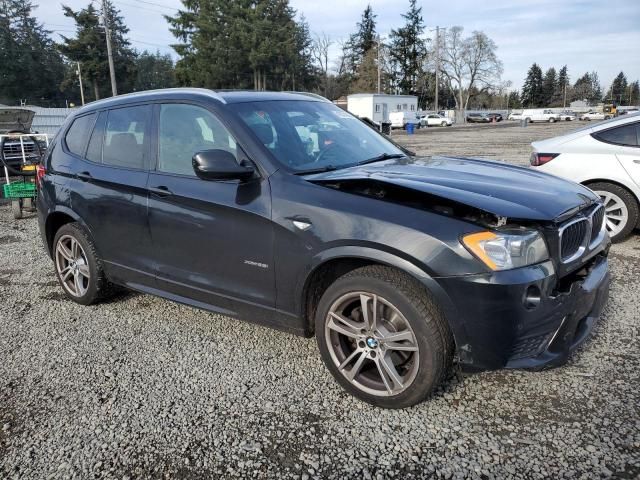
[592,122,639,147]
[64,113,96,156]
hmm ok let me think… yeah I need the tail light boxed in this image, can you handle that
[36,164,46,187]
[530,153,558,166]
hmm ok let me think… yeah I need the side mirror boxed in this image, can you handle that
[192,149,254,181]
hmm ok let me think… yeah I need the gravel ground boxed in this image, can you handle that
[1,122,639,479]
[393,120,581,166]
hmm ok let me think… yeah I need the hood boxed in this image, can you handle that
[306,156,598,222]
[0,108,35,133]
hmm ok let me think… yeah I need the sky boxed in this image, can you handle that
[34,0,640,91]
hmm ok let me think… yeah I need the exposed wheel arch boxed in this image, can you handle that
[300,252,468,355]
[582,178,640,206]
[45,211,75,256]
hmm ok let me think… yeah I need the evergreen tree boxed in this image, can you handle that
[607,71,628,104]
[541,67,557,106]
[166,0,314,91]
[556,65,569,107]
[629,80,640,105]
[388,0,426,95]
[58,1,137,100]
[571,71,602,105]
[521,63,543,107]
[0,0,65,105]
[134,51,175,91]
[507,90,522,109]
[343,4,377,77]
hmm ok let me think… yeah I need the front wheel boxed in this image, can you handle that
[589,182,639,242]
[315,266,454,408]
[549,117,556,123]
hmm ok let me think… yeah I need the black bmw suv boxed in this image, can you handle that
[37,89,610,408]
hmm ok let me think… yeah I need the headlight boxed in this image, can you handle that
[462,230,549,271]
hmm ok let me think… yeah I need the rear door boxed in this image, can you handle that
[68,104,155,287]
[593,121,640,187]
[146,102,276,320]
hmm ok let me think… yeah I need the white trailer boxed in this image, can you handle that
[346,94,418,124]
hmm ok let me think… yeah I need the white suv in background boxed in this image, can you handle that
[530,114,640,241]
[521,109,561,123]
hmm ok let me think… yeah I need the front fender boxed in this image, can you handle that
[298,246,469,353]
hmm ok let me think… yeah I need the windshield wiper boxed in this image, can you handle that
[356,152,406,166]
[293,165,338,175]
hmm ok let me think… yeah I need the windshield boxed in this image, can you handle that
[232,100,404,173]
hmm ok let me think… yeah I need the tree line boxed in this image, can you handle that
[1,0,637,111]
[518,64,640,109]
[0,0,175,106]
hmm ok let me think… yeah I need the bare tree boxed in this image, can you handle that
[312,32,332,97]
[439,26,503,118]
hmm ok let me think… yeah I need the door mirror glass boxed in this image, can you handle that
[192,149,254,181]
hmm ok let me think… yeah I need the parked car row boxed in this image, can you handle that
[465,112,503,123]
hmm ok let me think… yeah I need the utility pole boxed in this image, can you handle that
[102,0,117,96]
[377,34,381,94]
[434,26,440,112]
[76,62,85,106]
[563,81,567,108]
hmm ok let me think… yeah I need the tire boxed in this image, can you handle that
[549,117,556,123]
[315,265,454,409]
[52,222,115,305]
[441,122,447,127]
[588,182,639,243]
[11,199,22,219]
[23,197,35,212]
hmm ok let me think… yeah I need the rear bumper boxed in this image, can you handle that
[437,250,610,372]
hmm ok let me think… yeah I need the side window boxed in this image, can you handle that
[158,103,238,176]
[64,113,96,156]
[593,123,639,147]
[86,112,107,163]
[103,106,150,169]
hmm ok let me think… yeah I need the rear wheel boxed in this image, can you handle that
[549,117,556,123]
[588,182,639,242]
[441,121,447,127]
[315,266,453,408]
[53,222,115,304]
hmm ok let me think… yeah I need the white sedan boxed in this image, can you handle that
[530,113,640,242]
[579,111,611,121]
[420,114,453,127]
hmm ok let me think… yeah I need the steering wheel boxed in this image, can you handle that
[314,142,340,164]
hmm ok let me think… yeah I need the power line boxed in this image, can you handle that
[110,0,172,14]
[130,0,179,11]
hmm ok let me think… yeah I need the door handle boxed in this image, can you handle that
[149,185,173,197]
[633,159,640,164]
[76,171,92,182]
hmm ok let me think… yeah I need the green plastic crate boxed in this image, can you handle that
[3,181,36,199]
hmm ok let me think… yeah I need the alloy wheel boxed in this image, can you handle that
[595,190,629,238]
[55,235,90,297]
[325,292,419,397]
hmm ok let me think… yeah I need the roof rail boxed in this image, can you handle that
[283,91,331,103]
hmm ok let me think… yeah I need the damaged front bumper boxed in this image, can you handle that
[437,250,610,372]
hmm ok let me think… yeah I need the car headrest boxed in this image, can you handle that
[252,123,273,145]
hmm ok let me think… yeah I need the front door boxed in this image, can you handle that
[146,102,276,321]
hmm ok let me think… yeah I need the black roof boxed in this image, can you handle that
[76,88,329,115]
